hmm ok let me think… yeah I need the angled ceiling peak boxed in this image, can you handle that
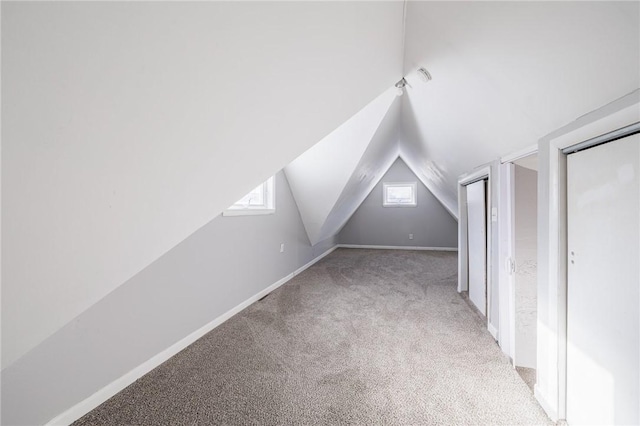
[397,1,638,219]
[285,87,401,245]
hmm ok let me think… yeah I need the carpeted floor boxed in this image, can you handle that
[74,248,551,425]
[516,367,537,393]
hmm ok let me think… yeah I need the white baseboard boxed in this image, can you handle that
[487,322,498,340]
[534,384,558,422]
[46,244,338,426]
[293,245,338,275]
[337,244,457,252]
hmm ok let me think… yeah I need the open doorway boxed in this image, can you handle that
[511,154,538,391]
[466,179,488,316]
[458,164,494,336]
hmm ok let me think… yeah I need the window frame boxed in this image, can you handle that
[382,182,417,207]
[223,176,276,216]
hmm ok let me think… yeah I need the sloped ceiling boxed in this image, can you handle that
[2,2,404,368]
[285,88,399,245]
[399,1,640,201]
[318,94,402,243]
[4,1,639,370]
[285,2,639,229]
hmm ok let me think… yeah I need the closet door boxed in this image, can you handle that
[467,179,487,316]
[566,133,639,425]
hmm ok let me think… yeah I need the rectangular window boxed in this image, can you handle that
[223,176,275,216]
[383,182,417,207]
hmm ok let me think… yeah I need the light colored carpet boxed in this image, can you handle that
[516,367,537,393]
[74,248,551,425]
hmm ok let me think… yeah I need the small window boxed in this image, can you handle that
[383,182,417,207]
[223,176,275,216]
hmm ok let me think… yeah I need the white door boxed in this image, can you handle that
[467,179,487,316]
[566,134,639,425]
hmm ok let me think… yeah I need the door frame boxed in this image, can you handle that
[535,91,640,422]
[497,145,538,365]
[458,165,493,336]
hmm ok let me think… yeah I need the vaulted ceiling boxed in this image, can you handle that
[2,1,404,368]
[3,1,638,369]
[399,1,639,205]
[285,88,400,245]
[286,1,639,244]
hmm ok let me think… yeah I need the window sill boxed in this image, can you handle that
[222,209,275,217]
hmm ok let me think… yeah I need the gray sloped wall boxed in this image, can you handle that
[339,158,458,248]
[1,171,336,426]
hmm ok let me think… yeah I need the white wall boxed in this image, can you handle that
[1,2,403,368]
